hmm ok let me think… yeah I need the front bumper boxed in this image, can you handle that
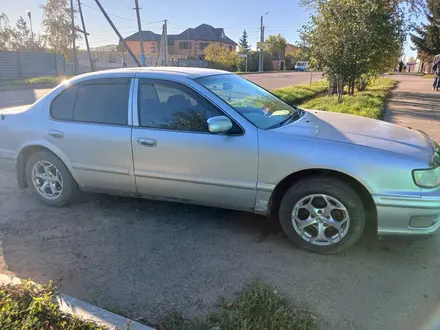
[374,194,440,236]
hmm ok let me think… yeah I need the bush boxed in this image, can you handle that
[0,280,104,330]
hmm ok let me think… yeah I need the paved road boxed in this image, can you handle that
[244,71,322,89]
[0,88,51,109]
[0,71,321,109]
[1,75,439,330]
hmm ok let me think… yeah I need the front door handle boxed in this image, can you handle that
[48,130,64,139]
[137,137,157,147]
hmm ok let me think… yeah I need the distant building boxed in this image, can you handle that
[416,53,440,74]
[272,43,300,71]
[285,43,299,55]
[91,44,118,52]
[124,24,237,60]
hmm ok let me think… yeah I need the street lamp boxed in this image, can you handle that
[259,12,269,72]
[27,10,34,47]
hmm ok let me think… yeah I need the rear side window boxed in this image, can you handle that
[50,85,77,120]
[73,79,130,125]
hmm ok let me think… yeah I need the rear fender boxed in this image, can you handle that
[17,139,78,189]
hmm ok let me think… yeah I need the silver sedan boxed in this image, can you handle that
[1,67,439,253]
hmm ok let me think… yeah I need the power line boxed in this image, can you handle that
[80,2,165,24]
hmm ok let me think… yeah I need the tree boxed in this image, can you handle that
[264,34,287,60]
[247,50,273,71]
[239,30,251,53]
[0,13,44,50]
[304,0,405,98]
[0,13,11,50]
[204,44,237,71]
[410,0,440,57]
[300,0,426,14]
[40,0,81,58]
[10,17,33,50]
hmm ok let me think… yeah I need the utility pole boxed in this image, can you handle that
[27,11,33,47]
[163,20,169,65]
[134,0,146,66]
[94,0,141,67]
[245,53,248,72]
[77,0,94,71]
[259,12,268,72]
[187,30,191,60]
[70,0,77,75]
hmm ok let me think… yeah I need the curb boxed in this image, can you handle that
[237,70,297,75]
[0,274,154,330]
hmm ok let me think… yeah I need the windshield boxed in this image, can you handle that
[196,74,298,129]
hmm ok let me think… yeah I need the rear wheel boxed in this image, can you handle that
[279,177,365,254]
[25,151,78,206]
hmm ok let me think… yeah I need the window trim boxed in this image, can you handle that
[135,78,245,136]
[49,78,134,128]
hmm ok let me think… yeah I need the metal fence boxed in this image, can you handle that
[0,50,66,81]
[175,59,210,68]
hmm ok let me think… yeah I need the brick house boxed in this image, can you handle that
[124,24,237,60]
[272,43,299,71]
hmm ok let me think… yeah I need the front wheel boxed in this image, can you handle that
[279,177,366,254]
[25,151,79,206]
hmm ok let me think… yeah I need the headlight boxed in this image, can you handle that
[413,167,440,188]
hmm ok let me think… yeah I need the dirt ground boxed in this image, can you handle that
[1,75,440,330]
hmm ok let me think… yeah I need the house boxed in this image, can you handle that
[271,43,300,71]
[285,43,299,55]
[124,24,237,60]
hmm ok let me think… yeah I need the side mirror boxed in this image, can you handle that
[207,116,233,134]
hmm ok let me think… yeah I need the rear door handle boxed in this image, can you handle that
[137,137,157,147]
[48,130,64,139]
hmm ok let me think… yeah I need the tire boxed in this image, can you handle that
[25,151,79,206]
[279,176,365,254]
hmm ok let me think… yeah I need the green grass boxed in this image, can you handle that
[0,280,104,330]
[300,77,395,119]
[272,80,328,105]
[423,74,435,79]
[0,76,69,89]
[23,76,69,84]
[155,281,316,330]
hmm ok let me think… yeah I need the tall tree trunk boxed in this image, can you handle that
[329,76,337,96]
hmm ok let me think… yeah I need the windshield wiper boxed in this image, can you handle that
[267,112,299,129]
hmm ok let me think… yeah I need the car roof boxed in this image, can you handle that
[69,67,230,83]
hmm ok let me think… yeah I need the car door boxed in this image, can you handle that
[47,77,136,193]
[131,78,258,210]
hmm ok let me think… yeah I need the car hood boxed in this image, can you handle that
[274,110,435,160]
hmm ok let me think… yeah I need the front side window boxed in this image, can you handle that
[196,74,300,129]
[138,80,224,132]
[73,79,130,125]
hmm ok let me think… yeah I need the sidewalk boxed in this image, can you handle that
[384,75,440,142]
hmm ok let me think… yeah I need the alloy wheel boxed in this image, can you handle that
[31,160,64,200]
[292,194,350,246]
